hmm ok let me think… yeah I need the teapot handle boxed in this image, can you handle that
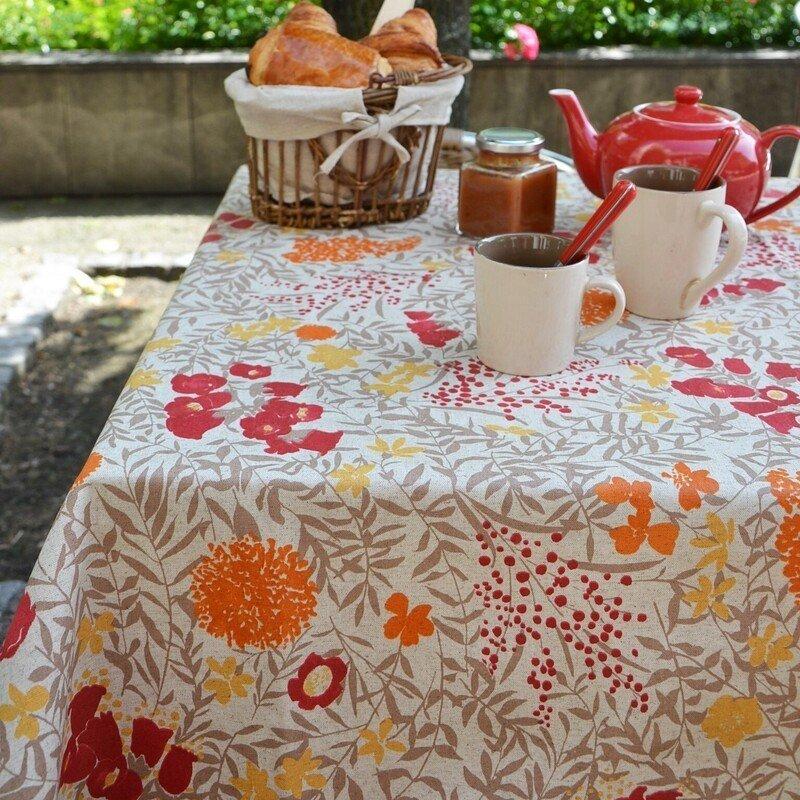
[746,125,800,224]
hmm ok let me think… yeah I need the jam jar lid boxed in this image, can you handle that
[476,127,544,155]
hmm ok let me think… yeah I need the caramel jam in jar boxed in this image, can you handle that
[458,128,557,238]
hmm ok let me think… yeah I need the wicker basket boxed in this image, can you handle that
[245,54,472,229]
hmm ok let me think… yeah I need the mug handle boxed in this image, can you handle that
[680,200,748,311]
[746,125,800,224]
[578,276,626,343]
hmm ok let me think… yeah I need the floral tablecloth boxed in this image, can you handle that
[2,166,800,800]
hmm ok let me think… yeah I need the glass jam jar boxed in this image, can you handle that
[458,127,557,238]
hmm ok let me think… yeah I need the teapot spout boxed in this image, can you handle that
[549,89,603,197]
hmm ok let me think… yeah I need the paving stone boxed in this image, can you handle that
[0,580,25,642]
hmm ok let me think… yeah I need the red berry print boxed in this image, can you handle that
[473,521,647,725]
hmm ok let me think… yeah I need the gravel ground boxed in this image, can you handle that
[0,195,215,322]
[0,275,176,583]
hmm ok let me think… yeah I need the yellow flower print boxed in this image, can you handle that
[485,423,536,437]
[366,363,432,397]
[693,320,734,336]
[227,317,298,342]
[421,258,453,273]
[76,612,115,655]
[204,657,254,705]
[691,513,734,572]
[0,684,49,740]
[624,401,677,424]
[274,748,325,798]
[683,574,736,620]
[144,337,181,352]
[308,345,361,371]
[629,364,671,388]
[331,464,374,497]
[701,695,762,747]
[231,760,277,800]
[126,369,160,390]
[217,250,245,265]
[748,622,793,670]
[368,436,423,458]
[358,718,407,765]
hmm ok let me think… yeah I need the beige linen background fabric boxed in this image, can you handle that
[0,169,799,800]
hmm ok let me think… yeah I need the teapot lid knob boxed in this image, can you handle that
[675,85,703,104]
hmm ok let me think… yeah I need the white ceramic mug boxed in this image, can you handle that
[611,165,748,320]
[474,233,626,376]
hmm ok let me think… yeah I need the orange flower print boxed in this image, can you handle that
[766,468,800,512]
[284,235,420,265]
[383,593,434,646]
[294,324,336,342]
[191,536,317,649]
[594,477,654,513]
[610,507,679,556]
[581,287,617,326]
[72,452,103,488]
[663,462,719,510]
[775,513,800,605]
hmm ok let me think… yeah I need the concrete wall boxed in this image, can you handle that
[1,48,798,197]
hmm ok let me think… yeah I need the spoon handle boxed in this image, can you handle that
[693,127,740,192]
[559,179,637,265]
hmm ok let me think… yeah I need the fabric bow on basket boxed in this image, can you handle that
[317,104,423,176]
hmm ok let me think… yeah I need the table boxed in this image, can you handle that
[2,167,799,800]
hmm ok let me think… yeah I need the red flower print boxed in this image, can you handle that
[264,381,305,397]
[671,377,755,399]
[742,277,784,293]
[616,789,682,800]
[405,311,459,348]
[240,411,292,441]
[164,392,232,416]
[68,685,106,740]
[87,761,142,800]
[296,430,343,455]
[166,411,225,440]
[758,386,800,406]
[263,435,301,455]
[723,357,751,375]
[230,362,272,379]
[171,373,227,394]
[760,412,800,435]
[157,745,198,795]
[218,211,255,230]
[767,362,800,381]
[0,591,35,660]
[241,399,323,442]
[665,346,713,368]
[131,717,173,768]
[383,592,434,646]
[287,653,348,710]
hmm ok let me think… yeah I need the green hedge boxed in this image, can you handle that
[1,0,798,51]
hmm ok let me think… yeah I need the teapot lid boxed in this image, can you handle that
[637,85,740,126]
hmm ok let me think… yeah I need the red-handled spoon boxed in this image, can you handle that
[558,179,637,265]
[693,127,740,192]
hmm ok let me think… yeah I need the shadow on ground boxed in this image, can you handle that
[0,276,176,583]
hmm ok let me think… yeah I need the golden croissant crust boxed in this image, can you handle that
[248,22,391,88]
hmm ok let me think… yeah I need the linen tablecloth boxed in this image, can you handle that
[2,167,799,800]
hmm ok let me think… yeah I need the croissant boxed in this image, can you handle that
[361,8,443,72]
[249,22,391,88]
[284,1,337,33]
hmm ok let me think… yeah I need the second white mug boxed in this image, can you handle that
[611,165,748,320]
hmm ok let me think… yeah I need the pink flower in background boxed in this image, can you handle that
[503,24,540,61]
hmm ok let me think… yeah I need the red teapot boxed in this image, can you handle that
[550,85,800,223]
